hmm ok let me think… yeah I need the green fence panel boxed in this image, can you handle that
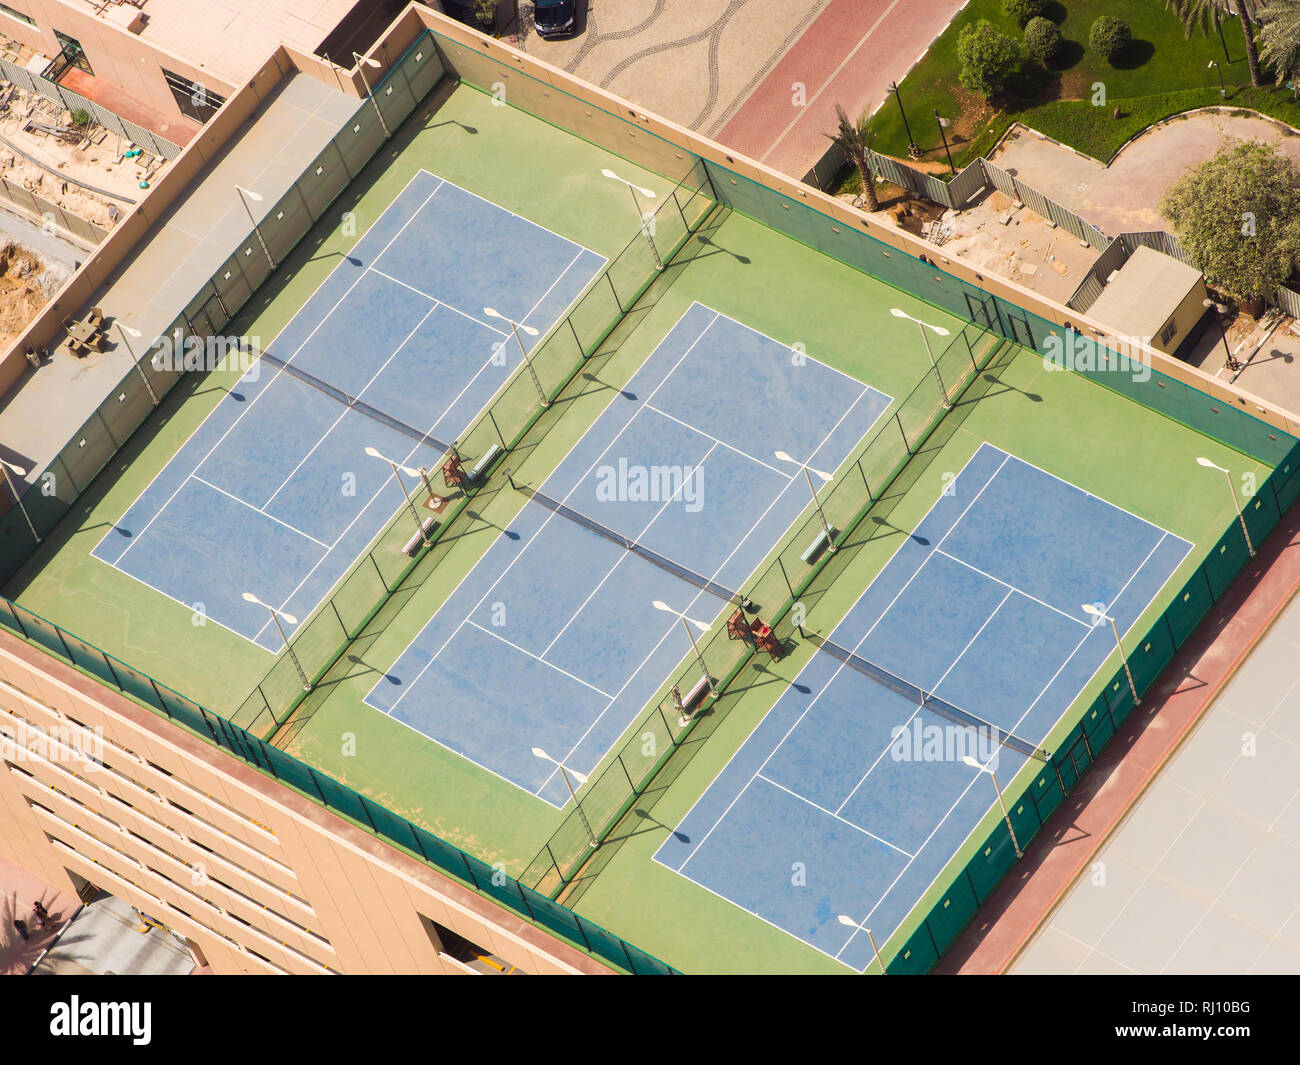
[888,921,940,975]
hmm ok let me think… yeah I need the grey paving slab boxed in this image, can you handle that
[1250,938,1300,974]
[1095,878,1211,974]
[1153,804,1259,903]
[1163,906,1273,975]
[1163,708,1254,796]
[1262,679,1300,748]
[1207,728,1300,825]
[1212,627,1300,726]
[1048,853,1146,946]
[1013,925,1093,975]
[1073,949,1141,975]
[1101,781,1204,873]
[1216,835,1300,934]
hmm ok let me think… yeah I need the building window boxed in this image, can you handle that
[0,3,36,27]
[162,69,225,122]
[53,30,92,75]
[1159,318,1177,346]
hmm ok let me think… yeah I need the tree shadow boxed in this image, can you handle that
[1040,0,1066,23]
[1109,39,1155,71]
[1047,39,1085,73]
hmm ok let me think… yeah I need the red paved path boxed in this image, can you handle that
[0,853,78,975]
[938,504,1300,973]
[60,68,198,149]
[718,0,968,178]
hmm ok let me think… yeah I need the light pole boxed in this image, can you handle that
[1197,456,1255,557]
[891,307,952,408]
[116,322,159,406]
[935,111,955,175]
[652,600,718,697]
[483,307,547,407]
[365,446,433,547]
[836,914,887,974]
[0,460,40,545]
[888,82,920,160]
[1082,602,1139,708]
[963,755,1022,859]
[774,450,836,553]
[532,747,598,847]
[235,185,276,270]
[320,51,346,93]
[1208,59,1226,97]
[241,592,311,691]
[601,168,663,270]
[354,53,390,136]
[1203,298,1240,370]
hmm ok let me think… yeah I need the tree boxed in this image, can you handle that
[1161,139,1300,301]
[1257,1,1300,89]
[1003,0,1043,26]
[827,105,880,212]
[1166,1,1264,88]
[1025,16,1062,63]
[1089,16,1133,62]
[957,20,1020,97]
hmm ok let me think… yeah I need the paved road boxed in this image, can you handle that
[527,0,968,178]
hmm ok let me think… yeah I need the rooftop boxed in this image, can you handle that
[0,16,1288,974]
[1087,245,1205,341]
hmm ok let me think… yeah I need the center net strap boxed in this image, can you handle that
[515,480,1049,762]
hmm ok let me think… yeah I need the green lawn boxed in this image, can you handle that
[857,0,1300,176]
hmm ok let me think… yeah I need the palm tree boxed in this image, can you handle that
[828,105,880,212]
[1258,1,1300,89]
[1166,0,1264,88]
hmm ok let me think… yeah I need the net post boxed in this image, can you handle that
[505,467,518,492]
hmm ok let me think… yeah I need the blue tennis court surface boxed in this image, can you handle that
[654,442,1192,971]
[365,303,891,806]
[92,171,605,651]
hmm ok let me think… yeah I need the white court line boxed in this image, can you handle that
[934,549,1091,630]
[834,585,1014,819]
[756,773,914,857]
[259,304,440,511]
[539,450,715,659]
[379,311,725,728]
[669,450,1014,872]
[190,475,331,550]
[641,402,793,478]
[255,231,607,645]
[367,266,509,336]
[463,619,613,700]
[665,441,1195,967]
[109,177,446,570]
[539,335,894,796]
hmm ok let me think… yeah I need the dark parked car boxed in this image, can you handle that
[534,0,577,38]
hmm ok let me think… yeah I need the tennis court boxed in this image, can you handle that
[654,441,1192,971]
[364,302,891,806]
[91,170,605,651]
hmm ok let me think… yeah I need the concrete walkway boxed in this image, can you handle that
[989,112,1300,237]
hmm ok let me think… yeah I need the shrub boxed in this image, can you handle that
[1090,16,1132,63]
[1003,0,1043,26]
[1024,16,1062,64]
[958,20,1021,98]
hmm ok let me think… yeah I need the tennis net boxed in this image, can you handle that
[250,345,456,456]
[514,478,1048,762]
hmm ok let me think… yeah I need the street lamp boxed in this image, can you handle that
[890,307,952,408]
[887,82,920,159]
[241,592,310,691]
[115,322,159,405]
[353,52,390,136]
[320,51,346,93]
[1208,59,1226,97]
[935,111,955,175]
[836,914,887,974]
[364,446,433,548]
[234,185,276,270]
[0,459,40,545]
[963,755,1022,859]
[774,450,836,553]
[1202,298,1241,370]
[1197,457,1256,557]
[483,307,547,407]
[532,747,598,847]
[652,600,718,697]
[1082,602,1139,708]
[601,168,663,270]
